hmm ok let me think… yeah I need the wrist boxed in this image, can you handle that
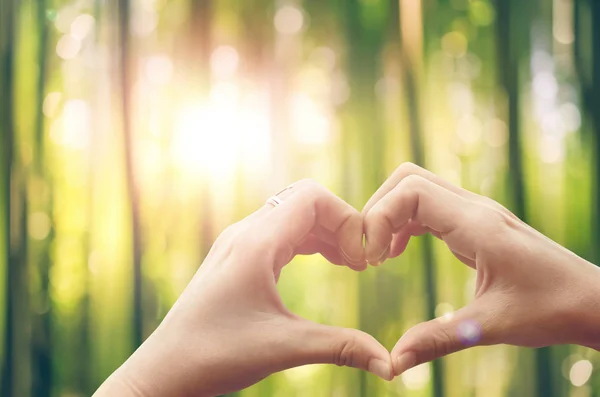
[94,321,216,397]
[567,259,600,348]
[119,326,214,397]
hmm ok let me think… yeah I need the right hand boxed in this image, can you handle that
[362,163,600,376]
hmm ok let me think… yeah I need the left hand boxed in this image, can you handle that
[94,179,393,397]
[361,163,600,376]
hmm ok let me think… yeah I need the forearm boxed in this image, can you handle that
[93,326,214,397]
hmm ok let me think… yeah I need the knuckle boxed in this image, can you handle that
[297,178,322,193]
[334,337,357,368]
[399,174,427,191]
[230,228,272,259]
[396,162,421,178]
[214,223,242,249]
[429,326,455,359]
[297,179,327,200]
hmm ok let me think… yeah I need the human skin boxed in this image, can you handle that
[93,180,393,397]
[95,163,600,395]
[362,162,600,376]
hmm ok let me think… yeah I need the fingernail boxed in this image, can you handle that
[339,247,365,268]
[367,359,392,381]
[395,352,416,375]
[370,244,390,266]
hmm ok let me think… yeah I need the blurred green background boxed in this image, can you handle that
[1,0,599,396]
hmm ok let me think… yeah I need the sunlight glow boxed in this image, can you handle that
[291,93,331,145]
[210,46,239,79]
[50,99,91,149]
[172,86,271,180]
[145,55,173,85]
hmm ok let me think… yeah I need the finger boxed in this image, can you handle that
[363,162,516,221]
[290,319,393,381]
[390,302,492,376]
[295,235,347,266]
[257,180,366,269]
[363,175,476,265]
[388,220,431,258]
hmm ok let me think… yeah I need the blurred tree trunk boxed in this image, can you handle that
[189,0,214,258]
[0,0,15,393]
[588,0,600,266]
[0,0,32,396]
[395,1,444,395]
[574,0,599,264]
[496,0,554,396]
[30,0,53,395]
[118,0,144,348]
[341,0,386,394]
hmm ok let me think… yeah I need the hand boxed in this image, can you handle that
[362,163,600,376]
[94,180,392,397]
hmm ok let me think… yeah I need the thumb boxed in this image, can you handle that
[291,319,393,381]
[391,303,493,376]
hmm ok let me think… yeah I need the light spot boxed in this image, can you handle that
[55,6,78,33]
[274,5,304,35]
[291,93,331,145]
[56,34,81,60]
[469,0,495,26]
[210,82,240,106]
[375,77,399,100]
[441,31,468,58]
[331,71,350,105]
[570,360,593,387]
[559,102,581,132]
[447,82,473,115]
[210,46,239,79]
[132,10,158,36]
[435,302,455,323]
[70,14,95,41]
[310,46,336,71]
[401,362,430,390]
[88,251,101,275]
[51,99,91,149]
[533,71,558,100]
[457,114,483,144]
[457,319,482,345]
[531,50,554,74]
[145,55,173,85]
[28,212,51,241]
[539,135,564,164]
[43,92,62,118]
[484,118,508,147]
[284,364,321,383]
[553,0,574,44]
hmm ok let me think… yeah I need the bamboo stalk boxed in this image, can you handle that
[118,0,144,349]
[30,0,53,395]
[591,0,600,266]
[396,1,444,395]
[1,0,17,393]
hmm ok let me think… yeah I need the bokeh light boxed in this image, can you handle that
[570,360,593,387]
[274,5,304,35]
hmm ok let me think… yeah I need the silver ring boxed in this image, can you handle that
[266,195,283,207]
[266,183,295,207]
